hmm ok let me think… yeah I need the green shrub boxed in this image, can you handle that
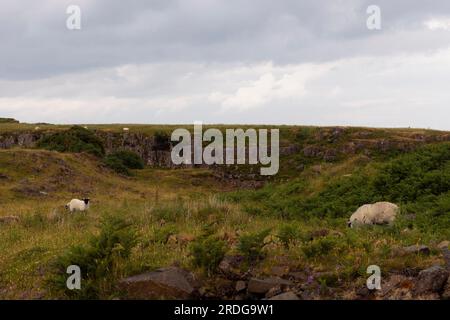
[153,131,171,151]
[103,155,130,175]
[277,224,303,249]
[0,117,19,123]
[302,237,337,259]
[48,215,137,299]
[110,150,144,169]
[104,150,144,175]
[151,225,177,244]
[190,235,227,274]
[237,228,271,262]
[37,126,105,157]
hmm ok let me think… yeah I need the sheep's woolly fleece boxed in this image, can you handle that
[349,202,398,228]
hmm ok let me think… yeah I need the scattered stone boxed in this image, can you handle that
[303,146,323,158]
[437,241,449,250]
[323,149,338,162]
[268,292,299,300]
[379,275,406,297]
[265,285,282,299]
[415,266,449,295]
[441,248,450,271]
[287,271,307,282]
[218,255,245,280]
[235,281,246,293]
[356,286,371,298]
[214,278,235,298]
[247,278,292,295]
[377,274,416,300]
[0,173,9,180]
[442,278,450,300]
[401,245,430,256]
[119,267,200,299]
[0,215,20,224]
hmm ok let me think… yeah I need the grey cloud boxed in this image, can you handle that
[2,0,450,80]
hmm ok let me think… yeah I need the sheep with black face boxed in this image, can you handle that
[65,198,90,213]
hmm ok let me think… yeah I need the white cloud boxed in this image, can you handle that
[1,48,450,129]
[424,17,450,30]
[208,63,331,111]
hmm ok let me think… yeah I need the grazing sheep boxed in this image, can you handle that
[123,127,129,131]
[65,198,90,213]
[348,202,398,228]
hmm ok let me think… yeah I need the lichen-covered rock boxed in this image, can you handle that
[119,267,200,299]
[415,266,449,295]
[247,278,292,295]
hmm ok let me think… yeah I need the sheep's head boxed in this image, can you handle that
[83,198,90,205]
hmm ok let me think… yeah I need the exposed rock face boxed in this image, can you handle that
[0,132,41,149]
[118,267,200,299]
[415,266,449,295]
[95,131,174,167]
[2,127,450,171]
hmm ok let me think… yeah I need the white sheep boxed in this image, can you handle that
[348,202,398,228]
[65,198,90,213]
[123,128,129,131]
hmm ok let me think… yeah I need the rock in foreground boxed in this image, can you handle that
[119,267,200,299]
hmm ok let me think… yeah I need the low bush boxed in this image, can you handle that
[237,228,271,262]
[48,215,137,299]
[277,224,304,249]
[104,150,144,175]
[37,126,105,157]
[190,234,227,274]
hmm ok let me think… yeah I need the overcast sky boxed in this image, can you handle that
[1,0,450,129]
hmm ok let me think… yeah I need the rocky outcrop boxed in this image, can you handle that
[414,266,449,295]
[0,132,41,149]
[118,267,200,299]
[2,127,450,170]
[268,292,299,300]
[400,245,431,256]
[247,278,292,295]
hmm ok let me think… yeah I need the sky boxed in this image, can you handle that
[1,0,450,129]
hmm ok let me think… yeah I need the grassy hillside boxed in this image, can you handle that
[0,124,449,299]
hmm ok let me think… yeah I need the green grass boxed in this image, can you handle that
[0,124,449,299]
